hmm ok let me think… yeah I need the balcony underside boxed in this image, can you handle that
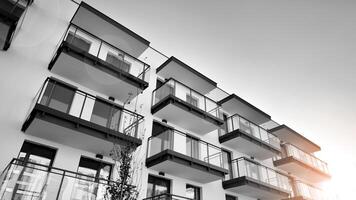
[274,157,331,183]
[151,95,224,134]
[72,2,149,57]
[156,57,217,94]
[219,130,281,160]
[49,42,148,103]
[22,104,142,155]
[218,94,271,125]
[146,149,228,184]
[223,176,290,200]
[269,125,320,153]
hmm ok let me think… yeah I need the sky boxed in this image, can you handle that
[84,0,356,198]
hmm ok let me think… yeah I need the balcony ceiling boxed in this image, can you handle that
[269,125,321,153]
[156,57,217,94]
[274,158,331,184]
[71,2,149,57]
[218,94,271,125]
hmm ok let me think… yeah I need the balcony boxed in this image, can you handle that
[284,180,327,200]
[223,157,291,200]
[151,78,224,134]
[156,56,217,94]
[269,125,321,153]
[218,94,271,125]
[49,23,150,103]
[22,77,143,155]
[143,194,193,200]
[146,129,229,183]
[273,143,331,183]
[219,113,281,160]
[0,158,128,200]
[0,0,33,50]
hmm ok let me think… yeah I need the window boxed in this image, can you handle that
[66,30,92,52]
[186,184,201,200]
[106,52,131,73]
[90,99,122,131]
[186,94,199,107]
[146,175,171,198]
[40,80,75,113]
[11,142,57,200]
[72,157,112,200]
[18,141,57,166]
[186,136,200,160]
[226,194,237,200]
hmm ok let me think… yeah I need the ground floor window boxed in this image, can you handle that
[186,184,201,200]
[146,175,171,197]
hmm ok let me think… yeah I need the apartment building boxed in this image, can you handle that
[0,0,331,200]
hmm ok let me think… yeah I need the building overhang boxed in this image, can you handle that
[151,95,224,134]
[22,104,142,156]
[219,129,281,160]
[269,125,321,153]
[274,156,331,184]
[222,176,290,200]
[218,94,271,125]
[71,2,150,57]
[156,57,217,94]
[146,149,228,184]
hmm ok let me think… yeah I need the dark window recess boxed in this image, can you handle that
[146,175,171,198]
[222,150,232,180]
[40,80,75,113]
[106,52,131,73]
[156,79,164,89]
[18,141,57,166]
[77,157,112,181]
[226,194,237,200]
[152,121,172,137]
[90,99,122,131]
[186,94,199,107]
[186,184,201,200]
[65,31,91,52]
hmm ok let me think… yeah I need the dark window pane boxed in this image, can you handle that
[147,175,170,197]
[226,194,237,200]
[90,100,111,127]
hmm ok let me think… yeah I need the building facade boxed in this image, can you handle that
[0,0,331,200]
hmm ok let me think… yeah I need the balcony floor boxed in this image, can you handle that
[223,176,290,200]
[219,130,280,160]
[22,104,141,155]
[274,156,331,183]
[151,96,223,134]
[146,150,228,183]
[49,43,148,103]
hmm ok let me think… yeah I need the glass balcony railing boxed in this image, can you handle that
[227,157,291,192]
[26,78,144,139]
[143,193,193,200]
[220,114,281,149]
[152,78,221,119]
[292,181,327,200]
[51,23,150,83]
[0,158,131,200]
[147,129,227,169]
[277,143,329,174]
